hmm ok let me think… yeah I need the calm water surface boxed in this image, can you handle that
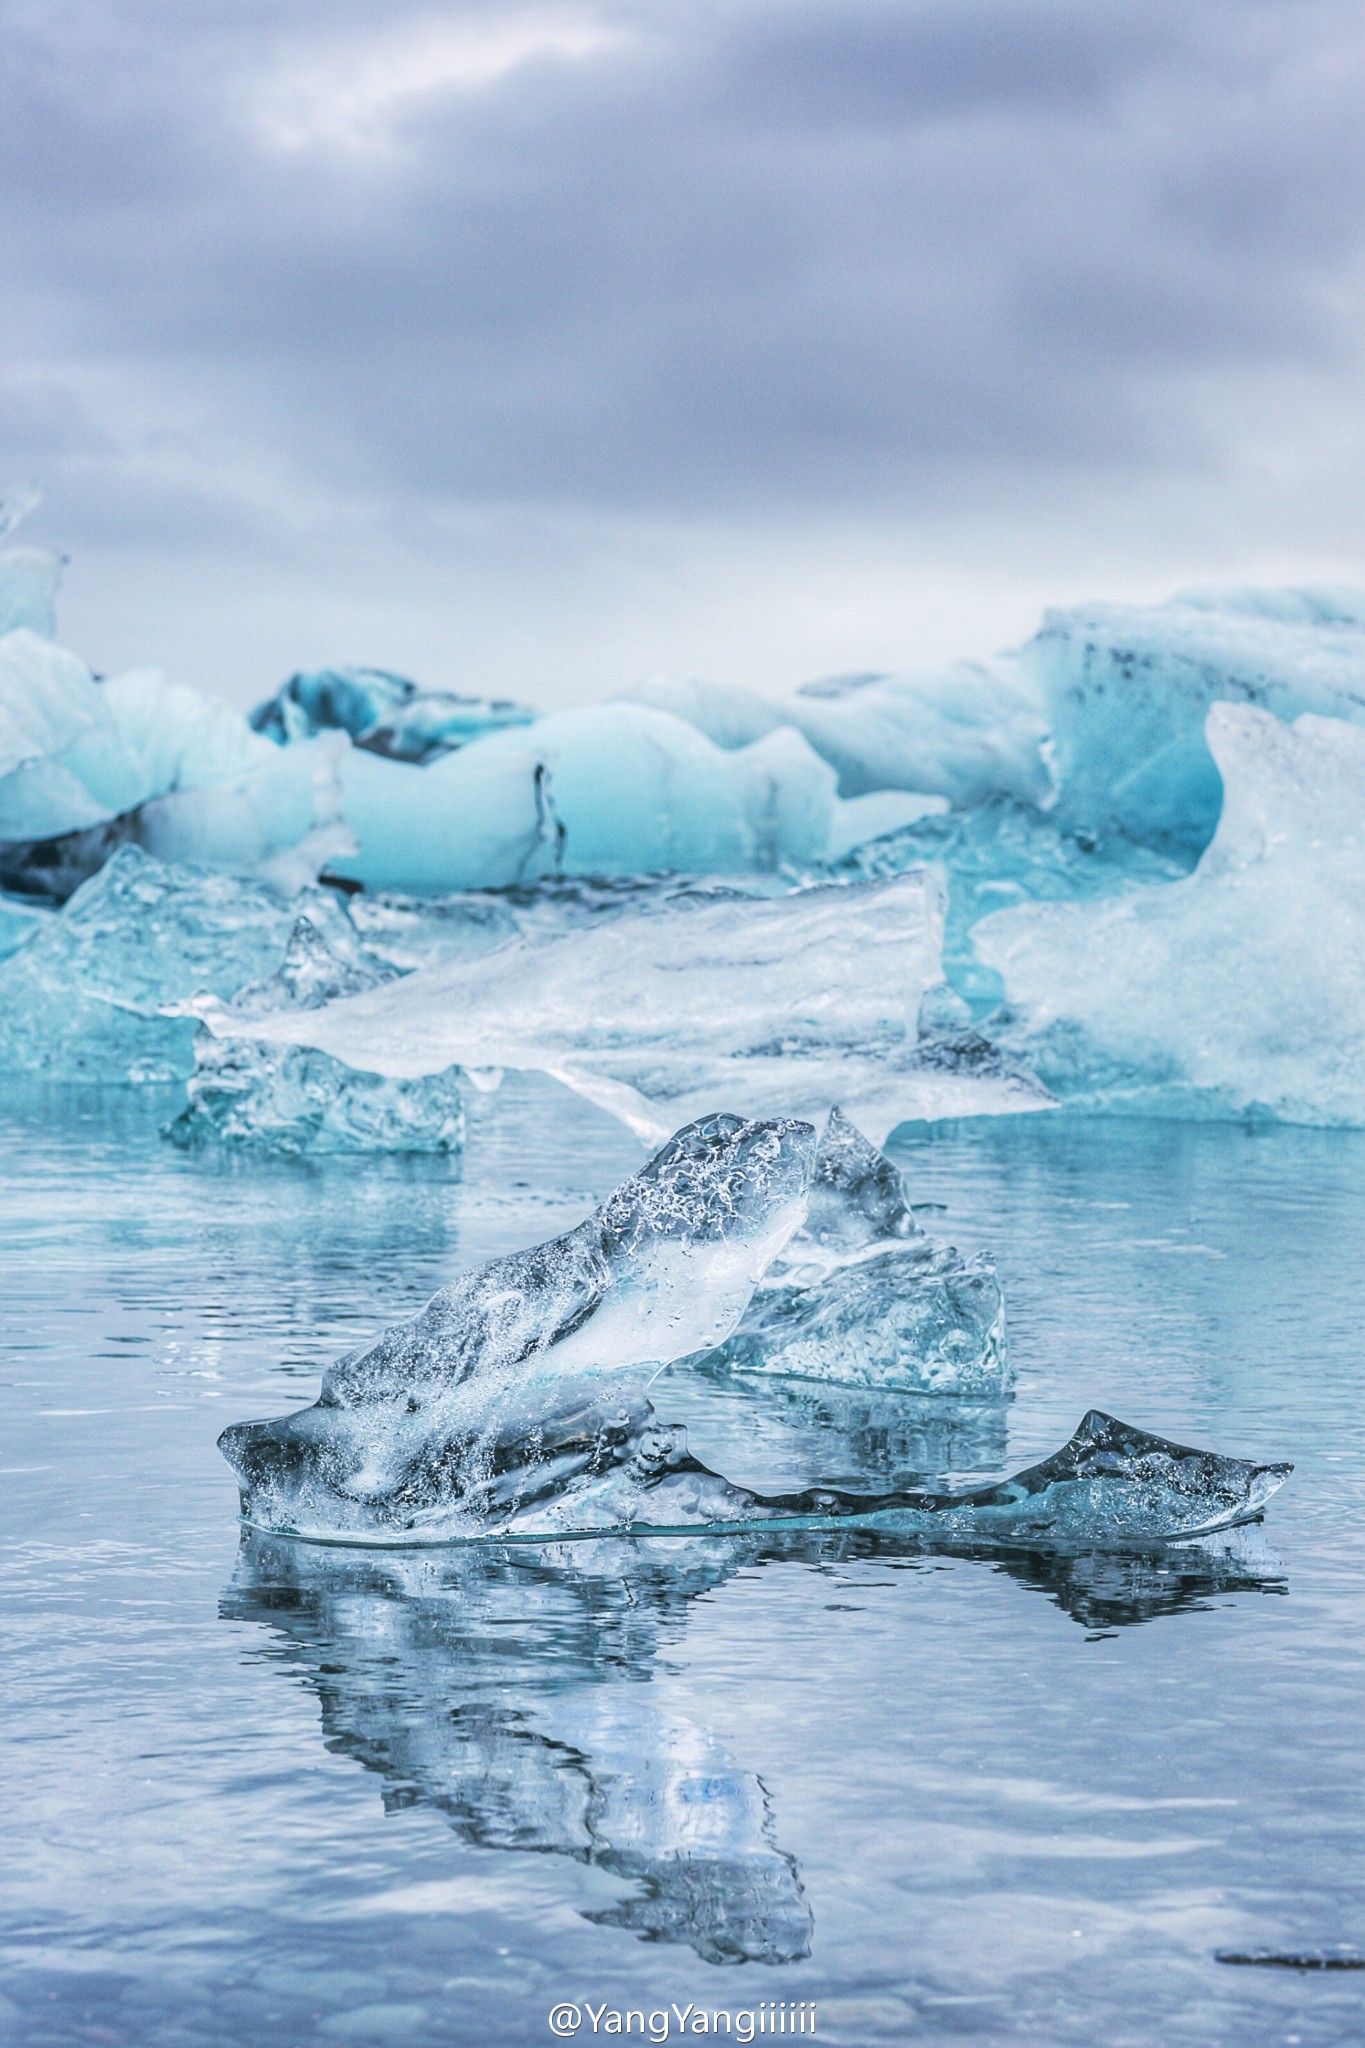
[1,1079,1362,2048]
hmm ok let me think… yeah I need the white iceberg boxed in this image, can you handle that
[622,658,1051,812]
[0,632,110,839]
[976,704,1365,1125]
[1,635,350,888]
[204,872,1053,1142]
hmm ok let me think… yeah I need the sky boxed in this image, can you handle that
[3,0,1364,710]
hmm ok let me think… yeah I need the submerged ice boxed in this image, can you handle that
[219,1112,1287,1545]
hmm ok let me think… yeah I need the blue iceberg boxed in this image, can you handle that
[976,705,1365,1125]
[1022,586,1365,857]
[250,665,535,761]
[0,846,327,1081]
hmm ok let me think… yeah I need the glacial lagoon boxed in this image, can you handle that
[3,1076,1362,2047]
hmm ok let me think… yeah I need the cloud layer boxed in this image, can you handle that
[3,0,1364,701]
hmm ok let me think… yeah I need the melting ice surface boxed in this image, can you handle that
[220,1112,1288,1546]
[697,1108,1008,1394]
[203,872,1051,1143]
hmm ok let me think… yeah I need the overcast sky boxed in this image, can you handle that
[4,0,1364,708]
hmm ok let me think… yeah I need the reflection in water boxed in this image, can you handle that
[673,1369,1011,1490]
[223,1530,814,1966]
[223,1510,1286,1965]
[975,1523,1288,1635]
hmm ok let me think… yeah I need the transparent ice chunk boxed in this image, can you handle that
[219,1113,819,1536]
[168,913,466,1154]
[696,1109,1008,1394]
[203,874,1053,1144]
[220,1114,1286,1546]
[516,1409,1291,1546]
[169,1037,465,1155]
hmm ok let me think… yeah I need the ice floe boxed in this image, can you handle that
[201,872,1053,1142]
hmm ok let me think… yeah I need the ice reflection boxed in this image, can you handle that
[223,1516,1286,1966]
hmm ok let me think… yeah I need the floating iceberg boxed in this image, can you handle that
[250,665,535,762]
[0,846,328,1081]
[1022,586,1365,856]
[169,1036,465,1154]
[203,873,1052,1142]
[220,1112,1287,1545]
[622,659,1051,812]
[1,632,351,890]
[219,1113,818,1537]
[328,703,838,892]
[695,1109,1008,1395]
[832,796,1188,1010]
[168,914,466,1154]
[976,705,1365,1125]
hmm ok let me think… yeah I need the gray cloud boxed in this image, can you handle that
[2,0,1363,698]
